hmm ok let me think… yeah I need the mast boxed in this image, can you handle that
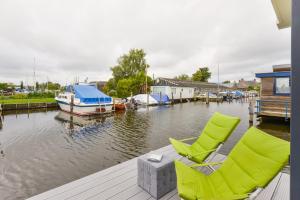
[217,64,220,92]
[146,66,149,106]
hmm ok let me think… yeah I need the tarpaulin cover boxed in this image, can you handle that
[67,85,112,104]
[150,93,170,103]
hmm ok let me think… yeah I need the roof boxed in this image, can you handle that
[154,78,227,89]
[256,71,291,78]
[271,0,291,29]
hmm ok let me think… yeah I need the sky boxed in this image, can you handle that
[0,0,291,85]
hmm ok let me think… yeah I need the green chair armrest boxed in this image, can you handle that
[187,148,217,159]
[190,161,223,168]
[195,193,249,200]
[178,137,198,142]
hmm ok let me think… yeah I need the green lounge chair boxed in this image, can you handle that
[175,127,290,200]
[169,112,240,163]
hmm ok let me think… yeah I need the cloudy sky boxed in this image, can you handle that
[0,0,291,85]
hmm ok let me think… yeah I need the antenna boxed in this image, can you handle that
[33,57,36,91]
[217,63,220,91]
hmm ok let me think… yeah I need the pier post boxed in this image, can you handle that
[159,92,162,105]
[113,98,115,111]
[180,92,182,103]
[206,91,209,104]
[248,101,254,124]
[70,95,74,114]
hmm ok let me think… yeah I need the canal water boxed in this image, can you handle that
[0,101,289,200]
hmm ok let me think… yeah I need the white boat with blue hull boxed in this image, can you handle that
[55,84,113,115]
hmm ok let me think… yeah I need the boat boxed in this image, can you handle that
[129,94,158,106]
[113,98,126,110]
[55,84,113,115]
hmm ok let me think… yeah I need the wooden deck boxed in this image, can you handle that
[27,145,290,200]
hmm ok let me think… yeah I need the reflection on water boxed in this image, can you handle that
[0,102,290,200]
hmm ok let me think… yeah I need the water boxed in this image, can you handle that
[0,101,289,200]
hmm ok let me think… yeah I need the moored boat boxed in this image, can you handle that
[55,84,113,115]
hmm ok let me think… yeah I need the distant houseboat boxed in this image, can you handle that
[255,64,291,120]
[55,84,113,115]
[151,77,227,102]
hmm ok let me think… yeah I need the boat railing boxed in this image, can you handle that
[256,99,291,119]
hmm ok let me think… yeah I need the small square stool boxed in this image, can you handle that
[137,153,177,199]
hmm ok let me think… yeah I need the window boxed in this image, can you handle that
[275,77,290,95]
[152,86,166,94]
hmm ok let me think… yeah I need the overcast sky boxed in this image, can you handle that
[0,0,291,85]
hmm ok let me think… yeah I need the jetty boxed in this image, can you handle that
[27,144,289,200]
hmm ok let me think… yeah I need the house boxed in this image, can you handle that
[255,64,291,119]
[151,77,227,100]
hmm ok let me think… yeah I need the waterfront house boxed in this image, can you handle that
[151,77,227,101]
[255,64,291,119]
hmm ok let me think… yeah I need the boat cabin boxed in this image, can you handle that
[255,64,291,119]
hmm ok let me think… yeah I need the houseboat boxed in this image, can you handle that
[255,64,291,120]
[55,84,113,115]
[150,77,227,102]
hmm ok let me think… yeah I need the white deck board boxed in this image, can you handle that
[27,145,290,200]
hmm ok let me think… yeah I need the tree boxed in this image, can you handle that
[0,83,8,90]
[20,81,24,90]
[111,49,149,82]
[247,85,254,91]
[106,48,152,97]
[192,67,211,82]
[174,74,190,80]
[35,82,39,91]
[222,80,231,84]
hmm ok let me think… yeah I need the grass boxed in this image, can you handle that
[0,98,56,104]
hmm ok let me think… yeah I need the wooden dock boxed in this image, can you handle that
[27,145,290,200]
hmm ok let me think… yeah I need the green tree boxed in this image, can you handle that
[106,49,152,97]
[35,82,39,91]
[174,74,190,80]
[222,80,231,84]
[20,81,24,89]
[111,49,149,82]
[192,67,211,82]
[247,85,254,91]
[116,78,135,98]
[0,83,8,90]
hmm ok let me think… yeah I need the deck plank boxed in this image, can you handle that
[27,145,289,200]
[272,173,290,200]
[255,173,282,200]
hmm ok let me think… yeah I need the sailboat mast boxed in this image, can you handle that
[146,66,149,106]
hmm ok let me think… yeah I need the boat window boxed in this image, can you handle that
[275,77,290,95]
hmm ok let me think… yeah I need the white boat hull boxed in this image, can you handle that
[57,101,113,115]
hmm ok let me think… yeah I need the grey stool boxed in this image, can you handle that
[137,154,177,199]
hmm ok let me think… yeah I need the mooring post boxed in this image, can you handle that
[248,100,254,124]
[70,95,74,114]
[180,92,182,103]
[159,92,162,105]
[113,98,115,111]
[206,91,209,104]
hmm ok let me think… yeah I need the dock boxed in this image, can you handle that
[27,145,290,200]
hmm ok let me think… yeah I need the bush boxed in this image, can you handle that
[27,92,55,98]
[10,93,28,99]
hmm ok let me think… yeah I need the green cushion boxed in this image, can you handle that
[175,127,290,200]
[170,112,240,163]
